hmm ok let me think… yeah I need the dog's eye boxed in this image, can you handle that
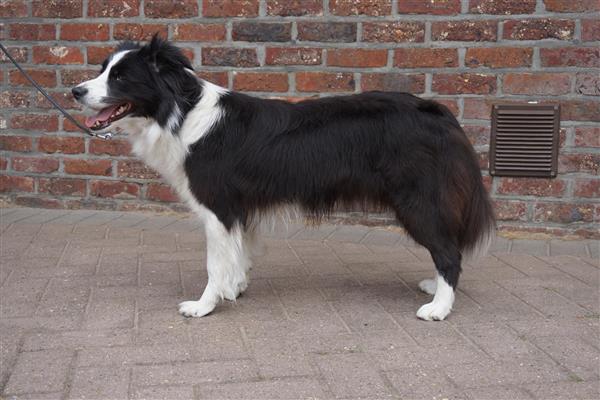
[111,71,122,81]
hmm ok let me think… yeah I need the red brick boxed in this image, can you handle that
[432,20,497,41]
[574,179,600,198]
[60,24,110,41]
[533,203,595,224]
[145,0,198,18]
[233,22,291,42]
[146,183,179,202]
[561,100,600,122]
[65,159,112,176]
[173,24,226,41]
[196,71,228,87]
[12,157,59,173]
[398,0,461,15]
[0,136,32,152]
[33,46,84,65]
[493,200,528,221]
[117,160,160,179]
[544,0,600,12]
[466,47,532,68]
[89,139,132,156]
[233,72,288,92]
[463,98,492,119]
[503,73,571,95]
[0,158,7,170]
[88,0,140,17]
[327,49,387,68]
[0,176,34,193]
[362,22,425,43]
[36,91,79,110]
[11,114,58,132]
[62,114,90,132]
[558,153,600,174]
[15,196,63,208]
[114,24,168,41]
[575,73,600,96]
[540,48,600,67]
[32,0,82,18]
[0,91,31,109]
[203,0,258,17]
[265,48,322,65]
[330,0,392,15]
[361,73,426,93]
[296,72,355,93]
[39,178,86,196]
[469,0,535,14]
[61,70,98,86]
[9,24,55,41]
[435,99,460,117]
[574,127,600,148]
[0,0,28,17]
[582,19,600,41]
[297,22,357,42]
[202,48,258,67]
[266,0,322,16]
[433,73,496,95]
[87,46,116,65]
[38,136,84,154]
[394,48,458,68]
[91,180,139,199]
[9,69,56,87]
[0,47,27,63]
[497,178,566,197]
[503,19,575,40]
[462,125,490,146]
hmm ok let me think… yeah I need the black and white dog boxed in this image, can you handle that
[72,36,495,321]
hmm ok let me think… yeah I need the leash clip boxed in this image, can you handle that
[94,132,113,140]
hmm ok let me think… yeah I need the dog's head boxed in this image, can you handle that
[72,35,198,133]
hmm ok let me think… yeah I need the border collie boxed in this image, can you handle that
[72,36,495,321]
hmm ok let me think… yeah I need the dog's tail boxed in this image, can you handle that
[458,175,496,260]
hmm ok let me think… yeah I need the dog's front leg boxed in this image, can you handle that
[178,214,249,317]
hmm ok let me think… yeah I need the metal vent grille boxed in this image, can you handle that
[490,104,560,177]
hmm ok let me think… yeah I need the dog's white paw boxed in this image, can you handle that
[418,279,437,295]
[178,300,215,318]
[416,301,451,321]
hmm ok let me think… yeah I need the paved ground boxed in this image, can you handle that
[0,207,598,400]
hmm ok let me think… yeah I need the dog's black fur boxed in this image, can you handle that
[79,36,495,293]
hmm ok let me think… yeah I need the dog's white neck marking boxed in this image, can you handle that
[117,79,227,207]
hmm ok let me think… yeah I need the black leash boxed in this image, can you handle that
[0,42,112,140]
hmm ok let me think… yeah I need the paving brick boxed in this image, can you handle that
[386,367,462,399]
[4,350,72,395]
[68,366,130,400]
[443,359,570,389]
[463,386,534,400]
[524,380,600,400]
[83,296,135,330]
[131,385,194,400]
[132,360,258,386]
[197,378,328,399]
[531,335,600,380]
[314,353,394,398]
[23,330,133,351]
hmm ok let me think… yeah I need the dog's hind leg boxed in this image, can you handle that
[178,212,249,318]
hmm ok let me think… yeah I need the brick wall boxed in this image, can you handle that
[1,0,598,238]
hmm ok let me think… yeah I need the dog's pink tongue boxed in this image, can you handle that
[85,105,118,128]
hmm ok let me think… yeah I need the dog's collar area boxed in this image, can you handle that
[0,42,112,140]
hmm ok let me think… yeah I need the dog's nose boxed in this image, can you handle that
[71,86,88,100]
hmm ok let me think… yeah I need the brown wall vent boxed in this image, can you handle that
[490,104,560,178]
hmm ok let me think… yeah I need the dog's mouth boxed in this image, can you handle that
[85,103,133,131]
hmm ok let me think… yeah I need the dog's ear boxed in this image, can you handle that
[140,34,192,73]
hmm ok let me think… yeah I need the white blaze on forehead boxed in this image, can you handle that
[77,50,131,108]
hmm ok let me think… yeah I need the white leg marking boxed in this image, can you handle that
[418,276,437,295]
[416,274,455,321]
[178,213,250,318]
